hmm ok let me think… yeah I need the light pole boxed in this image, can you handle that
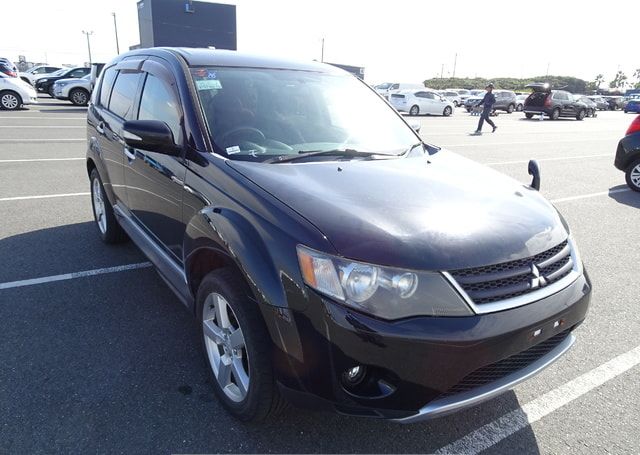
[112,13,120,54]
[321,38,325,63]
[82,30,94,65]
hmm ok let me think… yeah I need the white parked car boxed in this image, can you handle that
[440,90,463,107]
[389,90,454,116]
[0,73,38,110]
[375,82,425,99]
[515,94,528,112]
[447,88,471,102]
[18,65,62,85]
[53,74,92,106]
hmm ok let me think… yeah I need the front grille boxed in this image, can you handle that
[449,240,573,305]
[439,329,571,398]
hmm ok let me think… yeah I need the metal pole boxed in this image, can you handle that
[440,64,444,79]
[546,62,550,76]
[112,13,120,54]
[82,31,94,65]
[321,38,324,62]
[452,53,457,79]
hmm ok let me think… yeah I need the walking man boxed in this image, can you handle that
[472,83,497,135]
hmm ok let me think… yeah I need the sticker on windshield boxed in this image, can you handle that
[196,79,222,90]
[226,146,241,155]
[207,70,217,79]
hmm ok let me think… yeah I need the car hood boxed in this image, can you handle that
[227,152,568,271]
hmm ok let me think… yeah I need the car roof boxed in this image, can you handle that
[121,47,345,75]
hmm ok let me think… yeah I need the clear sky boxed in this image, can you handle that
[1,0,638,87]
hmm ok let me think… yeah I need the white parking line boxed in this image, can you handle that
[0,126,84,129]
[487,153,611,166]
[551,188,631,203]
[442,138,613,147]
[0,116,85,120]
[0,158,84,163]
[0,192,90,202]
[0,139,84,142]
[0,262,153,290]
[435,344,640,455]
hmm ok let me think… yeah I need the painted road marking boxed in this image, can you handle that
[487,153,611,165]
[0,192,90,202]
[442,138,613,147]
[551,188,631,203]
[0,158,84,163]
[0,126,84,128]
[0,263,153,290]
[0,139,84,142]
[435,344,640,454]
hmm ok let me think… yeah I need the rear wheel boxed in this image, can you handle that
[69,88,89,106]
[516,103,523,112]
[197,269,286,421]
[525,113,534,119]
[443,106,452,116]
[576,109,586,121]
[48,85,55,98]
[625,159,640,192]
[409,105,419,116]
[0,90,22,110]
[507,104,515,113]
[89,168,128,243]
[550,108,560,120]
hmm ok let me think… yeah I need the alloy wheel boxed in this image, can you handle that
[202,293,250,402]
[72,90,88,105]
[91,178,107,234]
[631,164,640,189]
[1,93,18,110]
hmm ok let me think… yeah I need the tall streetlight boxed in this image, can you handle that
[112,12,120,54]
[82,30,94,65]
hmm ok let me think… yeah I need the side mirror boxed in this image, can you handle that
[409,120,421,133]
[528,159,541,191]
[122,120,180,156]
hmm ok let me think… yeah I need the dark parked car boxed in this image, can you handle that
[465,89,517,113]
[587,96,609,111]
[523,84,588,120]
[87,48,591,423]
[35,66,90,97]
[574,95,597,118]
[614,115,640,191]
[624,97,640,114]
[604,96,624,110]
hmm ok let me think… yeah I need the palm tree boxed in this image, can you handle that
[610,71,628,89]
[595,74,604,88]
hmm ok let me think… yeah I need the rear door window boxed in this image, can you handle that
[109,72,142,119]
[98,66,118,108]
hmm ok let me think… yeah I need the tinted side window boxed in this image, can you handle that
[425,92,435,99]
[69,68,88,78]
[138,73,182,142]
[109,72,141,118]
[99,67,118,107]
[391,84,399,90]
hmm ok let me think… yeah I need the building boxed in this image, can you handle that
[136,0,237,50]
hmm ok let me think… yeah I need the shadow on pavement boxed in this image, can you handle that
[609,185,640,208]
[0,222,542,454]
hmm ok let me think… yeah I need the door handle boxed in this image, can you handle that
[96,121,105,135]
[124,147,136,161]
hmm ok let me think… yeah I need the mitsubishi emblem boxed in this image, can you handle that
[530,264,547,289]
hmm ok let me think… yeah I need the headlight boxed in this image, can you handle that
[297,245,473,319]
[56,82,68,87]
[39,79,48,83]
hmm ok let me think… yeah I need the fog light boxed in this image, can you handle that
[343,365,366,385]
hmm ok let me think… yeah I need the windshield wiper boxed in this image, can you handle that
[265,148,383,164]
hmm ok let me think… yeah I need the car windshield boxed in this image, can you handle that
[375,82,392,90]
[191,67,419,162]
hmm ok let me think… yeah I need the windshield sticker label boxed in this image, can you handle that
[226,146,241,155]
[207,70,217,79]
[196,79,222,90]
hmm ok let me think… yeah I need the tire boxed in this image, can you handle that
[69,88,89,106]
[89,168,128,243]
[625,159,640,192]
[576,109,586,121]
[550,108,560,120]
[516,103,523,112]
[409,105,419,116]
[443,106,452,117]
[525,113,534,119]
[0,90,22,110]
[47,85,55,98]
[197,269,286,422]
[507,104,515,113]
[466,108,472,113]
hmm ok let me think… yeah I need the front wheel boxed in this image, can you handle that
[625,159,640,192]
[48,86,55,98]
[507,104,515,113]
[516,103,523,112]
[525,113,534,119]
[89,168,128,243]
[409,105,419,116]
[550,108,560,120]
[197,269,286,422]
[0,90,22,110]
[69,88,89,106]
[576,109,586,121]
[443,106,452,116]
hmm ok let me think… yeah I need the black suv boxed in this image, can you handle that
[87,48,591,423]
[614,115,640,191]
[35,66,90,97]
[465,89,517,113]
[523,84,588,120]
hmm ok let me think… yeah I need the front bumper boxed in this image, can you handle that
[614,133,640,171]
[278,270,591,420]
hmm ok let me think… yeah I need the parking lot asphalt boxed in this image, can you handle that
[1,98,639,454]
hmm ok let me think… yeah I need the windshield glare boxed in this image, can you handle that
[191,68,418,162]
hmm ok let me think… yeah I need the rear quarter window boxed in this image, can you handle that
[98,67,118,107]
[108,72,142,119]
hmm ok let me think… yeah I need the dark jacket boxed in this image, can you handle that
[477,92,496,110]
